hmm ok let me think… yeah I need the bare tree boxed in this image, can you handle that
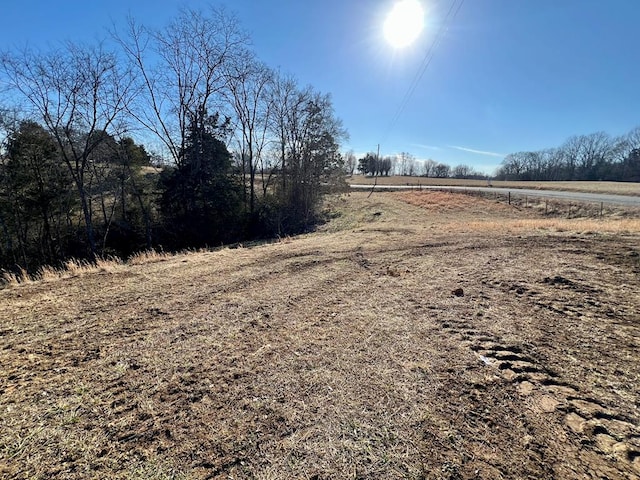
[613,127,640,164]
[268,73,347,231]
[434,163,451,178]
[407,155,416,176]
[497,153,526,180]
[381,156,393,176]
[1,43,133,256]
[616,127,640,181]
[225,53,273,214]
[398,152,408,176]
[575,132,611,180]
[268,72,301,193]
[559,132,611,180]
[452,164,473,178]
[539,148,563,181]
[397,151,416,176]
[422,158,437,177]
[115,6,247,167]
[344,150,357,176]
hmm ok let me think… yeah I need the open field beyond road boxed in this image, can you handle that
[1,192,640,479]
[348,175,640,196]
[350,184,640,207]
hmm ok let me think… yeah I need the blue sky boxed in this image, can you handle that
[2,0,639,174]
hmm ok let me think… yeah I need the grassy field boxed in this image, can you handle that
[1,191,640,479]
[348,174,640,196]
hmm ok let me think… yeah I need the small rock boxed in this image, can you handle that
[452,288,464,297]
[386,266,401,277]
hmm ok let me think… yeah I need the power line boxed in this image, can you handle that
[381,0,465,147]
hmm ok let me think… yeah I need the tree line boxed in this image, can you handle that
[352,127,640,182]
[495,128,640,181]
[0,6,347,275]
[353,151,486,179]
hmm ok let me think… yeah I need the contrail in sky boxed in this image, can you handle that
[411,143,442,151]
[449,145,505,158]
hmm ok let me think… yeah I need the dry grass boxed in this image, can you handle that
[462,217,640,235]
[1,191,640,479]
[1,267,32,287]
[128,250,174,265]
[399,191,640,234]
[2,258,124,288]
[2,252,184,289]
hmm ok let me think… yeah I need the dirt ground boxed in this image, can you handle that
[1,191,639,479]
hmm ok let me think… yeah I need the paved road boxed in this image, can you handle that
[349,184,640,207]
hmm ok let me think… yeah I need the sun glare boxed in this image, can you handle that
[384,0,425,49]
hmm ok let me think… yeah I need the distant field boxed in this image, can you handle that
[348,174,640,196]
[1,191,639,479]
[137,170,640,196]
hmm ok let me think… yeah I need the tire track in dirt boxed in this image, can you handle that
[358,223,640,478]
[436,312,640,478]
[84,245,386,478]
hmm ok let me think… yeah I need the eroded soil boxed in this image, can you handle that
[1,191,639,479]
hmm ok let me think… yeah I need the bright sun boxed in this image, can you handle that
[384,0,425,48]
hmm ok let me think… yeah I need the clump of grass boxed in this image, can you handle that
[1,267,33,287]
[39,258,96,280]
[95,256,123,273]
[44,257,123,279]
[129,250,172,265]
[1,256,125,288]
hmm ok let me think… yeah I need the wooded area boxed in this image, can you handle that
[495,129,640,182]
[0,7,347,275]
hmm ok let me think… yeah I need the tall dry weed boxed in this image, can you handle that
[1,267,32,287]
[128,250,172,265]
[1,256,125,288]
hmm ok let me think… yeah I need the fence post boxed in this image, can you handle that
[508,191,511,205]
[600,202,603,217]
